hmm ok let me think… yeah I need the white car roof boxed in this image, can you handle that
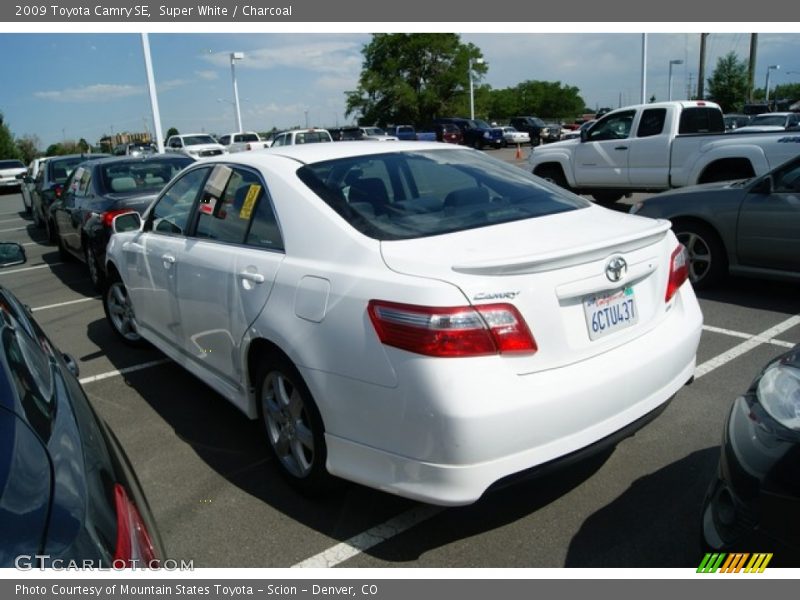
[207,141,458,167]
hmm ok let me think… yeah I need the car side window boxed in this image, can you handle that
[637,108,667,137]
[587,111,635,141]
[194,167,262,244]
[148,167,209,236]
[772,161,800,193]
[246,188,284,251]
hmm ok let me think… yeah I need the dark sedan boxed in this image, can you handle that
[630,154,800,289]
[29,153,110,242]
[52,154,193,290]
[0,243,164,568]
[702,344,800,563]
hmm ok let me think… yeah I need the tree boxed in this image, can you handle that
[78,138,90,153]
[345,34,486,127]
[15,135,40,164]
[707,52,748,112]
[0,112,22,160]
[165,127,179,141]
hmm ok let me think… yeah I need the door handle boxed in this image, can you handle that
[238,271,265,284]
[161,253,176,266]
[614,146,628,150]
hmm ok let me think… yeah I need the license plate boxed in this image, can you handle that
[583,287,638,341]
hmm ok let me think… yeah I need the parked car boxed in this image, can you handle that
[165,133,227,158]
[30,153,110,242]
[0,159,26,195]
[509,116,547,146]
[561,119,596,141]
[102,141,702,506]
[702,344,800,562]
[51,154,194,290]
[125,142,157,157]
[630,153,800,289]
[218,132,270,152]
[723,113,752,131]
[540,123,563,144]
[733,112,800,133]
[433,123,463,145]
[389,125,417,141]
[330,127,366,141]
[359,127,398,142]
[269,128,333,146]
[500,126,531,147]
[433,117,504,150]
[20,157,50,215]
[0,242,164,568]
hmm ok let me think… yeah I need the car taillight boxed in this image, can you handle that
[112,484,158,567]
[665,244,689,302]
[245,143,252,151]
[102,209,135,228]
[53,184,63,199]
[367,301,537,357]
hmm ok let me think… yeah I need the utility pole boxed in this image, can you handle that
[748,33,758,102]
[697,33,708,100]
[687,72,694,100]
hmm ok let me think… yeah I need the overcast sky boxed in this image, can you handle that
[1,31,799,148]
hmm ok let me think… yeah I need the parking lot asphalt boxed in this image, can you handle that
[1,152,797,568]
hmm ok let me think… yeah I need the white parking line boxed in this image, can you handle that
[291,505,444,568]
[0,217,25,224]
[31,296,99,312]
[702,324,796,349]
[0,226,28,233]
[696,315,800,378]
[0,263,60,275]
[78,359,171,385]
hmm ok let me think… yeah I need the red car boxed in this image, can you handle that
[434,123,463,144]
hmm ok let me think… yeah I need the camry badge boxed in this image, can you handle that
[605,256,627,283]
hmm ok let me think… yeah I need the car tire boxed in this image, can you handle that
[56,235,72,262]
[85,245,105,292]
[591,192,624,205]
[536,165,570,190]
[103,273,148,347]
[673,221,728,290]
[255,354,334,495]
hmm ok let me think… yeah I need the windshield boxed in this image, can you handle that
[296,149,587,241]
[472,119,491,129]
[750,115,788,126]
[364,127,386,135]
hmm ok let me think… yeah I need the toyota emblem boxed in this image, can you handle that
[605,256,627,282]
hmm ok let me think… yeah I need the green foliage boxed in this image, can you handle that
[0,112,22,160]
[45,141,82,156]
[707,52,749,112]
[15,135,40,164]
[346,34,485,127]
[165,127,179,139]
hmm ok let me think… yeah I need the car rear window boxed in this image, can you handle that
[297,149,588,241]
[98,157,193,194]
[49,157,88,184]
[0,160,25,169]
[678,107,725,134]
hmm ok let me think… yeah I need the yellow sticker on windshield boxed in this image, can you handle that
[239,184,261,220]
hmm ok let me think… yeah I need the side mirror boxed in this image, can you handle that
[580,128,589,142]
[750,175,773,195]
[112,211,142,233]
[0,242,27,267]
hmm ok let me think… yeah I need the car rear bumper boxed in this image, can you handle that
[319,285,702,505]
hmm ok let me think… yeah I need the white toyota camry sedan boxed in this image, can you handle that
[103,141,702,506]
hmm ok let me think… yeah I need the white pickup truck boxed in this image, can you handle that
[218,131,271,152]
[529,100,800,203]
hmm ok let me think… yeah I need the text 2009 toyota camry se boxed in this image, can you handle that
[103,142,702,506]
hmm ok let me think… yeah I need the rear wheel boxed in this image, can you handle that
[103,273,147,347]
[85,245,105,292]
[673,221,727,290]
[591,192,624,205]
[255,355,333,494]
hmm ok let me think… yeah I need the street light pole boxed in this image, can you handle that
[230,52,244,132]
[668,59,684,101]
[469,58,484,121]
[765,64,780,105]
